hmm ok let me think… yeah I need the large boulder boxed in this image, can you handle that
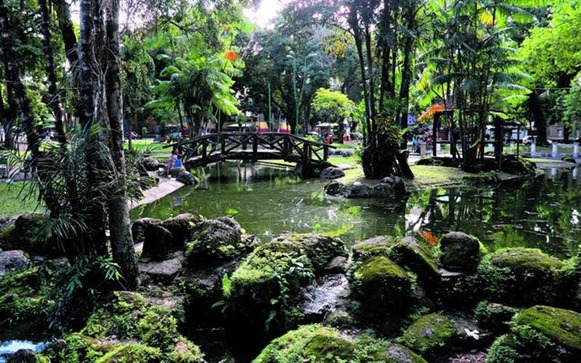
[443,248,578,309]
[487,305,581,363]
[0,250,29,277]
[139,256,183,284]
[325,177,406,199]
[320,167,345,180]
[184,217,255,267]
[439,232,481,272]
[485,248,575,306]
[349,255,415,317]
[141,224,173,261]
[6,349,42,363]
[324,180,345,196]
[352,236,439,290]
[270,233,348,273]
[388,237,440,287]
[224,234,346,334]
[160,213,201,248]
[5,214,61,256]
[142,157,161,171]
[399,313,465,359]
[176,170,199,185]
[253,324,427,363]
[131,218,161,244]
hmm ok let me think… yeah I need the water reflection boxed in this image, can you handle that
[132,163,581,258]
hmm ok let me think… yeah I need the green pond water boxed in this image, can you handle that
[131,163,581,258]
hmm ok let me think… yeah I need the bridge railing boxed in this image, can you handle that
[170,132,335,167]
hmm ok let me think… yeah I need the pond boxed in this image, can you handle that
[131,162,581,258]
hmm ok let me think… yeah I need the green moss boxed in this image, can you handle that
[270,233,347,272]
[185,218,255,266]
[95,343,161,363]
[515,305,581,349]
[439,232,481,272]
[490,248,563,271]
[0,267,54,336]
[487,305,581,362]
[226,240,315,331]
[399,313,459,357]
[448,248,576,308]
[75,291,203,362]
[355,255,409,281]
[253,325,428,363]
[474,301,519,335]
[350,255,415,316]
[253,325,354,363]
[352,236,396,260]
[388,238,440,286]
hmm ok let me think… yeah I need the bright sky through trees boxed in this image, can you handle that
[243,0,284,28]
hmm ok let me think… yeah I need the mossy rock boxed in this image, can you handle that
[0,267,54,339]
[389,237,440,287]
[252,324,355,363]
[352,236,438,288]
[270,233,347,273]
[399,313,460,358]
[77,291,203,362]
[160,213,201,248]
[7,213,62,255]
[474,301,519,336]
[252,324,427,363]
[440,249,577,309]
[487,306,581,363]
[486,248,573,306]
[515,305,581,351]
[350,255,415,317]
[6,349,49,363]
[439,232,481,272]
[225,240,315,333]
[185,217,254,267]
[352,236,396,260]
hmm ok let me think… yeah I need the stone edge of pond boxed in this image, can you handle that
[128,178,185,209]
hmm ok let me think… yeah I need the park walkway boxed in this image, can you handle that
[128,178,184,209]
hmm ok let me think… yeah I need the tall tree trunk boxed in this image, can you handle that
[105,0,139,289]
[347,6,371,147]
[78,0,109,258]
[52,0,78,67]
[39,0,66,143]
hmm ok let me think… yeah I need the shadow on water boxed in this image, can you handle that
[133,163,580,257]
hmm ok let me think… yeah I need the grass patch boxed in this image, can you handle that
[409,165,469,188]
[125,139,170,160]
[0,182,44,216]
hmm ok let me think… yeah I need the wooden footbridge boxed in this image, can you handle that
[170,132,336,177]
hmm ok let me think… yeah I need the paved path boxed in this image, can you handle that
[129,178,184,209]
